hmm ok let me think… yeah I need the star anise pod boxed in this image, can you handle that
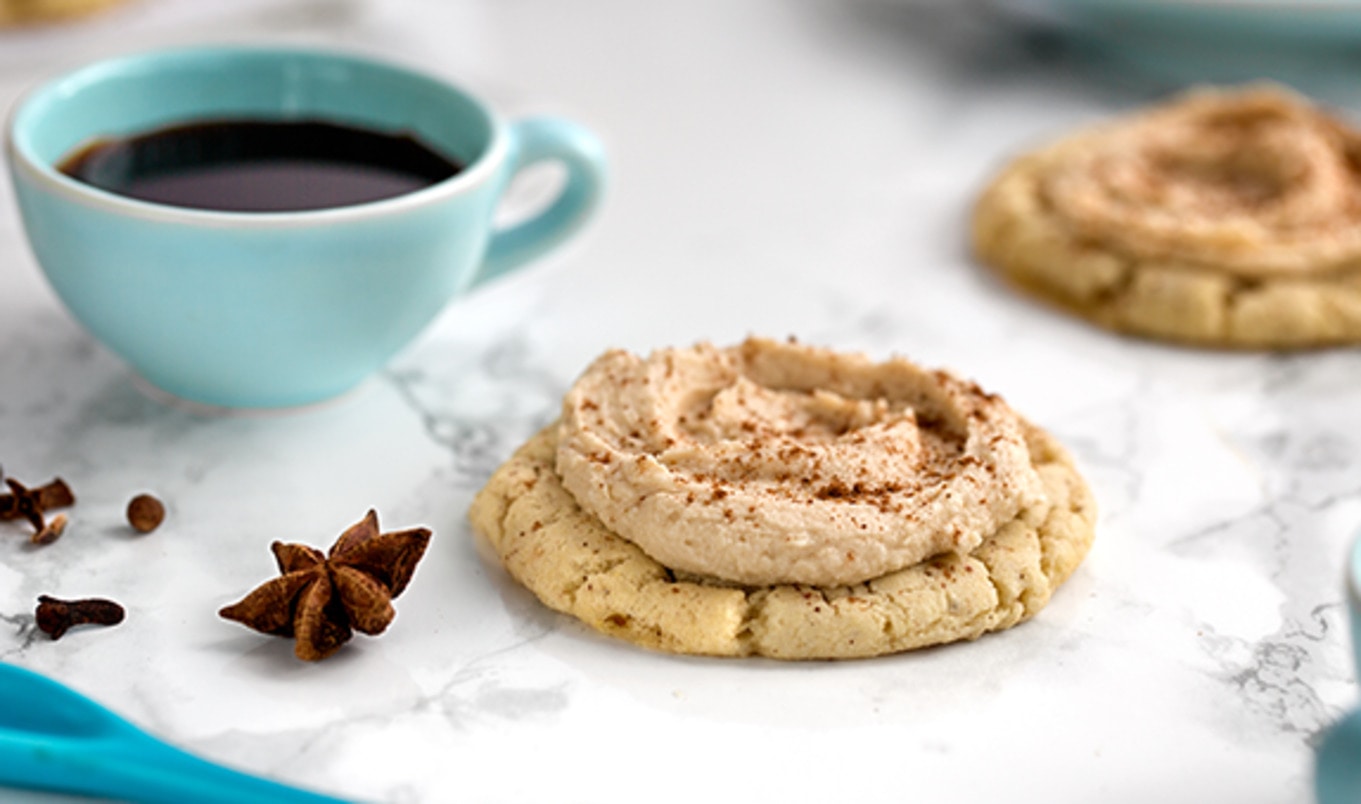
[218,510,431,661]
[1,475,75,540]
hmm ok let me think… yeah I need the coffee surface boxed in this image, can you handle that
[58,119,463,212]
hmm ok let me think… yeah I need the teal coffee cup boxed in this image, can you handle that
[6,46,606,408]
[1315,535,1361,804]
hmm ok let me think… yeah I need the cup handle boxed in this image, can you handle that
[473,117,607,288]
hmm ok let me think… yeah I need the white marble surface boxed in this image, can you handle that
[2,1,1359,802]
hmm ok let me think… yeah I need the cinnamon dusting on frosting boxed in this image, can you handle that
[1040,85,1361,277]
[554,338,1044,587]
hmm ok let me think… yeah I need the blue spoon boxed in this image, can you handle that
[1318,534,1361,804]
[1317,708,1361,804]
[0,662,352,803]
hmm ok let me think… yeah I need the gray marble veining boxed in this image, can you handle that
[1,1,1358,802]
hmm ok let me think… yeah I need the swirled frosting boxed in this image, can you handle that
[1041,85,1361,277]
[555,338,1045,587]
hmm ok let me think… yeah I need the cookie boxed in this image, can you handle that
[0,0,130,25]
[469,340,1096,659]
[973,85,1361,349]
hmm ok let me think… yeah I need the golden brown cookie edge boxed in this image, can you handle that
[971,133,1361,351]
[468,420,1096,661]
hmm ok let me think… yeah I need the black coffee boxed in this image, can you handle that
[57,119,463,212]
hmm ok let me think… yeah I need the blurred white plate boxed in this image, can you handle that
[988,0,1361,89]
[991,0,1361,41]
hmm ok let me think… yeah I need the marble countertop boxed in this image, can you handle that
[2,1,1359,802]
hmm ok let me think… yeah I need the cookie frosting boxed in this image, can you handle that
[555,338,1045,587]
[1041,85,1361,277]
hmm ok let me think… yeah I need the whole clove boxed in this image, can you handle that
[1,474,75,539]
[31,513,67,545]
[34,595,124,640]
[126,494,165,533]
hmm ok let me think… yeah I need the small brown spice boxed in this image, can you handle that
[35,595,124,639]
[218,510,431,661]
[31,514,67,546]
[1,475,75,538]
[126,494,165,533]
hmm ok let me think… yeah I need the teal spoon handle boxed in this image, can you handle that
[0,663,351,804]
[1317,709,1361,804]
[0,731,351,804]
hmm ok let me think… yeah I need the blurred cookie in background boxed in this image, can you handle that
[0,0,133,26]
[974,85,1361,350]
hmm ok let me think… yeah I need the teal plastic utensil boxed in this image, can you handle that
[1317,709,1361,804]
[1315,533,1361,804]
[0,662,351,803]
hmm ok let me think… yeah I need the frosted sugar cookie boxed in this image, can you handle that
[470,338,1095,659]
[974,85,1361,348]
